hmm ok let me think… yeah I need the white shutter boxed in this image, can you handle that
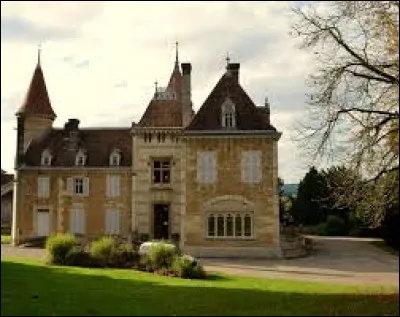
[241,153,249,183]
[83,178,90,197]
[114,176,120,197]
[210,152,216,183]
[113,210,120,234]
[80,210,85,234]
[105,209,111,234]
[197,152,205,183]
[198,152,216,184]
[106,209,120,234]
[67,178,73,194]
[242,151,261,183]
[70,210,76,233]
[38,177,50,198]
[71,209,85,234]
[106,175,111,197]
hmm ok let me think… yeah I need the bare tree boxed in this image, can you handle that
[291,1,399,223]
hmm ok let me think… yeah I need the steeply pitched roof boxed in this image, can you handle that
[23,128,132,167]
[15,63,56,119]
[185,67,276,131]
[138,99,183,127]
[137,61,183,128]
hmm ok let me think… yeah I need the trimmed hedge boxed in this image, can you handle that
[45,233,77,265]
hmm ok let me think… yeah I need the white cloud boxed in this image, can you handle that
[1,1,314,182]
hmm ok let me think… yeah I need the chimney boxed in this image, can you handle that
[64,119,80,150]
[181,63,193,127]
[64,118,80,132]
[227,63,240,82]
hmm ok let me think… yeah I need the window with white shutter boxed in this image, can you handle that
[37,177,50,198]
[105,209,120,235]
[106,175,120,198]
[197,151,216,184]
[70,209,85,234]
[241,151,261,183]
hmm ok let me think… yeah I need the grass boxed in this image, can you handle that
[1,257,398,316]
[371,240,399,256]
[1,235,11,244]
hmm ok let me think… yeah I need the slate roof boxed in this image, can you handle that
[185,64,276,131]
[15,63,56,119]
[23,127,132,167]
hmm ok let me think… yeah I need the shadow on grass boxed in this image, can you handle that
[1,260,398,316]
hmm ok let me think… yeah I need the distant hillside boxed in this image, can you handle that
[282,184,298,197]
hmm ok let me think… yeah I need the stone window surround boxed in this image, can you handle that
[206,212,254,240]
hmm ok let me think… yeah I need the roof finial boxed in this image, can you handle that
[38,43,42,66]
[175,41,179,64]
[225,52,230,68]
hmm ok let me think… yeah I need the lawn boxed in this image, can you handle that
[1,257,398,316]
[1,235,11,244]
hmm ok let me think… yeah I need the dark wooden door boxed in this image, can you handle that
[154,204,169,239]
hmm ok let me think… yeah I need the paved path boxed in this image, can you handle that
[200,237,399,286]
[1,236,398,286]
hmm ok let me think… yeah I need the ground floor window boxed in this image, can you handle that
[70,209,85,234]
[206,212,253,238]
[105,209,120,235]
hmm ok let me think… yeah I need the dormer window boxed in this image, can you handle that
[109,149,121,166]
[75,149,87,166]
[221,98,236,128]
[41,149,52,166]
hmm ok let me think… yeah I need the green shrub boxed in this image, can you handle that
[89,236,115,267]
[142,241,177,271]
[315,222,327,236]
[109,242,139,268]
[324,215,347,236]
[45,233,77,265]
[65,247,100,268]
[172,255,206,279]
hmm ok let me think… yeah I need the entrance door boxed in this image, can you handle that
[37,209,50,236]
[153,204,169,239]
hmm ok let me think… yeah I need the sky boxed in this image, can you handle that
[1,1,317,183]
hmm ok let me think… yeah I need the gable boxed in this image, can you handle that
[185,70,276,131]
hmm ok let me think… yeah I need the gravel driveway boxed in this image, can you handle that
[1,236,398,286]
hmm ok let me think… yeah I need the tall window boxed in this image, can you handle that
[74,178,84,194]
[37,177,50,198]
[241,151,262,183]
[67,177,89,196]
[70,209,85,234]
[221,98,236,128]
[207,212,253,239]
[105,209,120,235]
[197,151,216,184]
[106,175,120,197]
[152,159,171,184]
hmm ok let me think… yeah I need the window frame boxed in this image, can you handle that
[152,158,171,184]
[206,212,254,239]
[197,151,216,184]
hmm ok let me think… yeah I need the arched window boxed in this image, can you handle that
[75,149,87,166]
[221,98,236,128]
[41,149,52,166]
[206,212,253,239]
[109,149,121,166]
